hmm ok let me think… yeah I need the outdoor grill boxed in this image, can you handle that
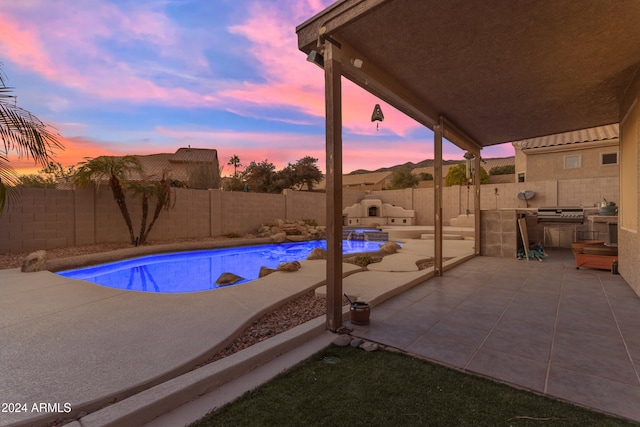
[537,206,585,224]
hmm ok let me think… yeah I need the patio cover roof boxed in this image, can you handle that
[296,0,640,330]
[297,0,640,149]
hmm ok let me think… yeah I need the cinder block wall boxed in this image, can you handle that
[220,191,286,235]
[0,177,618,253]
[0,188,76,252]
[284,190,325,225]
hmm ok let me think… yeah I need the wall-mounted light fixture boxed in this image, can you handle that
[306,50,324,68]
[350,58,363,69]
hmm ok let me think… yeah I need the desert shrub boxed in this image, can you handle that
[354,255,373,267]
[489,165,515,175]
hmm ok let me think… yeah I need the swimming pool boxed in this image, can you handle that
[58,240,389,293]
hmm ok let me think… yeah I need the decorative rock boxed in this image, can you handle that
[271,232,287,243]
[257,219,323,242]
[277,261,301,272]
[21,250,46,272]
[333,334,352,347]
[259,266,277,278]
[350,338,364,347]
[380,242,401,254]
[360,341,379,352]
[216,272,244,285]
[307,248,327,260]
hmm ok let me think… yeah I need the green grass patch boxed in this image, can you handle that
[190,345,633,427]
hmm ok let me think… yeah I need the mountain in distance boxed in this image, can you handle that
[347,158,462,175]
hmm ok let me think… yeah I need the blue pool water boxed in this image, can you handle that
[58,240,388,293]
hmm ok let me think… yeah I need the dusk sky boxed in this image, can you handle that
[1,0,514,177]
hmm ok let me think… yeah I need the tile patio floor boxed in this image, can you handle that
[349,249,640,423]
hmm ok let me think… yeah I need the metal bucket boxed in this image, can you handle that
[350,302,370,325]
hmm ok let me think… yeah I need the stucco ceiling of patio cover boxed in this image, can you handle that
[296,0,640,147]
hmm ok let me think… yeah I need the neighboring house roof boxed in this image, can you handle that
[482,157,515,171]
[169,147,219,164]
[130,148,218,183]
[517,124,619,151]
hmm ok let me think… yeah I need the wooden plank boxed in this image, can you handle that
[518,217,530,261]
[324,43,343,332]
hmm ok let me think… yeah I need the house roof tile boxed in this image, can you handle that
[518,124,619,150]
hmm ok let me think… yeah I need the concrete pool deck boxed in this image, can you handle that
[0,238,473,427]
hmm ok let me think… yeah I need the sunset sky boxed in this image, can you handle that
[1,0,514,177]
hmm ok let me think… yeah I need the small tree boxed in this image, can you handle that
[445,164,489,186]
[418,172,433,181]
[15,174,56,188]
[489,164,515,175]
[291,156,323,191]
[73,156,143,245]
[128,174,173,245]
[389,167,420,189]
[242,159,277,193]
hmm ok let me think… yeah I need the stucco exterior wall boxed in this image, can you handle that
[521,142,619,182]
[619,86,640,295]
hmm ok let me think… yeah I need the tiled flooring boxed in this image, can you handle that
[349,249,640,423]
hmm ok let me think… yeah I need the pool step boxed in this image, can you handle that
[342,230,389,241]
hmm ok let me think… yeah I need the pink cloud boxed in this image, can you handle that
[0,2,212,106]
[8,135,125,176]
[221,2,424,138]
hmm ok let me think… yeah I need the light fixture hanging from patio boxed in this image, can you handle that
[371,104,384,131]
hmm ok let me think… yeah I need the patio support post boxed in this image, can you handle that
[434,121,443,276]
[324,42,343,331]
[474,153,481,254]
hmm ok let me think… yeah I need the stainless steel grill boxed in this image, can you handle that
[537,206,585,224]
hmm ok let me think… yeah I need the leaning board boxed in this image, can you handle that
[518,217,529,260]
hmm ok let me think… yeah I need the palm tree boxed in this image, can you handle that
[128,173,173,245]
[73,156,143,245]
[227,154,242,178]
[1,63,63,213]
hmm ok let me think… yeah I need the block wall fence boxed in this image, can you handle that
[0,177,618,253]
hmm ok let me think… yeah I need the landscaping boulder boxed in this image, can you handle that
[307,248,327,260]
[380,242,401,254]
[21,250,46,272]
[333,334,352,347]
[259,266,277,278]
[360,341,379,352]
[277,261,301,272]
[271,232,287,243]
[257,219,324,242]
[216,272,244,286]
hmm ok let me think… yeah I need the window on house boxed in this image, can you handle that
[518,173,525,182]
[564,155,581,169]
[601,152,618,165]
